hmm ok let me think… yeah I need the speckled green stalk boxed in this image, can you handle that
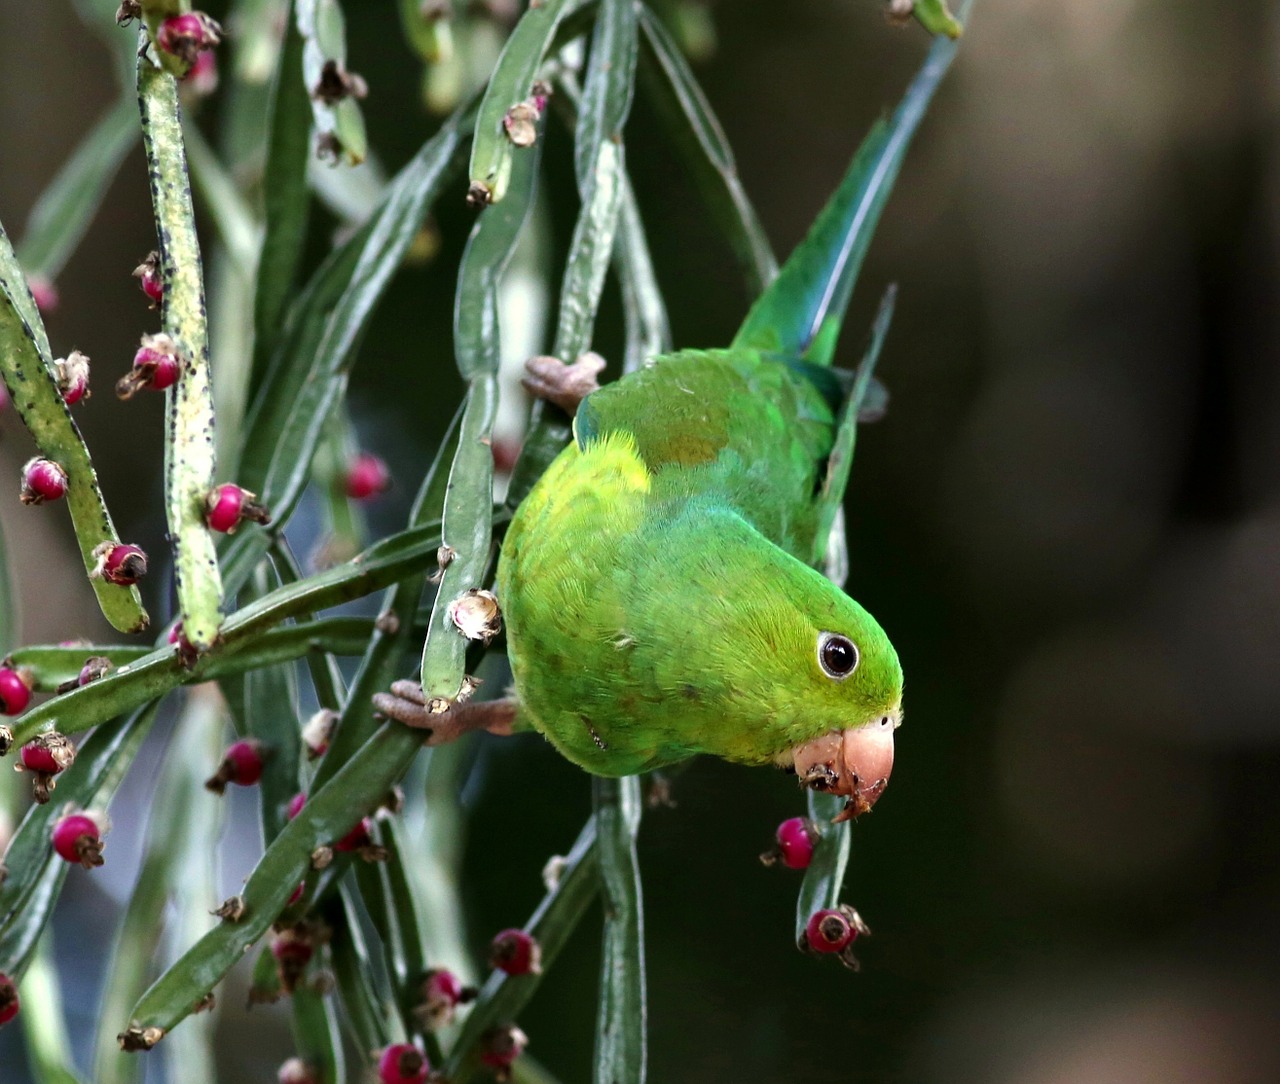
[137,53,224,650]
[0,223,149,634]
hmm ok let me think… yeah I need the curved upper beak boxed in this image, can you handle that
[790,715,897,822]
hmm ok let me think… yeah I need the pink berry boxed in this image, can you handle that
[277,1058,318,1084]
[489,929,541,976]
[78,656,111,686]
[0,972,18,1027]
[20,457,68,505]
[271,928,314,992]
[52,811,106,868]
[28,276,58,315]
[185,48,219,94]
[91,542,148,586]
[133,252,164,307]
[479,1024,528,1074]
[343,452,391,500]
[205,738,267,794]
[204,483,271,534]
[804,909,855,954]
[774,817,818,870]
[417,967,475,1030]
[20,734,75,776]
[333,817,372,852]
[286,792,307,820]
[156,12,223,66]
[55,350,91,404]
[287,882,305,906]
[116,334,180,399]
[377,1043,428,1084]
[0,667,33,715]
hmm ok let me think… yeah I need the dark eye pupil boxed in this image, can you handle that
[821,636,856,676]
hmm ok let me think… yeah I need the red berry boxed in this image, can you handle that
[377,1042,428,1084]
[479,1024,528,1074]
[804,909,855,954]
[185,48,219,93]
[0,668,32,715]
[489,929,541,976]
[28,276,58,315]
[286,792,307,820]
[156,12,223,66]
[20,457,68,504]
[116,334,180,398]
[343,452,391,500]
[287,882,305,906]
[133,252,164,307]
[417,967,475,1030]
[91,542,148,586]
[0,972,18,1027]
[20,735,74,776]
[333,817,372,852]
[775,817,818,870]
[55,350,91,405]
[52,811,106,868]
[205,738,267,794]
[271,928,314,992]
[204,483,271,534]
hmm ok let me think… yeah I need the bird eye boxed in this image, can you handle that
[817,632,859,680]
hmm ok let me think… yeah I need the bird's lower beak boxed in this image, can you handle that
[791,717,896,822]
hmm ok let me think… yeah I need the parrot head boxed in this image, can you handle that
[633,501,902,818]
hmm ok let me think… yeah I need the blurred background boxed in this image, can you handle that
[2,0,1279,1081]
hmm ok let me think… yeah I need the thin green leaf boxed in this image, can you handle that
[137,55,223,650]
[637,7,776,295]
[17,97,139,282]
[912,0,964,38]
[20,938,86,1084]
[307,404,463,795]
[123,719,422,1043]
[732,11,967,365]
[419,111,542,701]
[468,0,591,204]
[328,886,395,1053]
[252,7,313,388]
[0,223,149,634]
[592,776,647,1084]
[240,564,303,841]
[794,792,851,946]
[0,705,159,976]
[445,819,600,1082]
[615,177,671,373]
[290,984,346,1084]
[506,123,625,504]
[811,285,896,568]
[574,0,638,191]
[8,610,403,748]
[94,693,223,1084]
[237,99,475,525]
[296,0,369,165]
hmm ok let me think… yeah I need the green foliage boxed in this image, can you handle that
[0,2,968,1080]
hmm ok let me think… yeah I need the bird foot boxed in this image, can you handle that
[372,680,517,745]
[522,352,606,414]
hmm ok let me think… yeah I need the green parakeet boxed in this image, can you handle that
[376,113,922,821]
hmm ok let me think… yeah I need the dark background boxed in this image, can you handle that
[2,1,1278,1081]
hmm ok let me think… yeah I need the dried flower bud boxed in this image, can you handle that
[55,350,91,405]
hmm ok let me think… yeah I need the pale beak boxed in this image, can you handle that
[790,715,897,822]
